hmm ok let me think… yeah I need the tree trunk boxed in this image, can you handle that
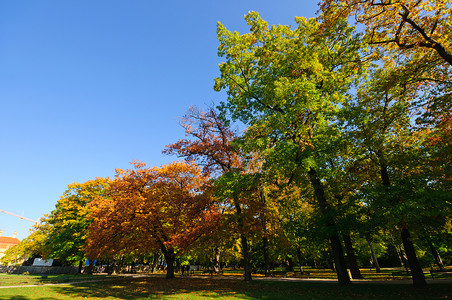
[263,236,270,277]
[234,196,252,281]
[241,233,252,281]
[393,242,405,268]
[379,163,426,286]
[367,240,381,273]
[85,259,94,274]
[343,234,364,279]
[296,246,303,272]
[428,241,445,271]
[260,189,270,277]
[78,260,83,274]
[213,247,221,273]
[151,252,159,273]
[163,248,176,279]
[307,167,351,285]
[286,256,295,272]
[400,226,427,286]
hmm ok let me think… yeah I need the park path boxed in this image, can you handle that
[1,273,451,289]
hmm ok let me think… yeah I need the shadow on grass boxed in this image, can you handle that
[1,276,451,299]
[2,297,60,300]
[45,277,452,300]
[0,273,113,287]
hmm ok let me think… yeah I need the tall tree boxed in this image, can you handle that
[45,177,110,272]
[320,0,452,135]
[164,106,256,281]
[320,0,452,66]
[344,65,434,286]
[86,162,220,279]
[214,12,366,284]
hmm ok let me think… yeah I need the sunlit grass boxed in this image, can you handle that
[0,276,451,300]
[0,273,113,286]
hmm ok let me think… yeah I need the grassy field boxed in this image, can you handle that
[0,274,451,300]
[0,273,114,287]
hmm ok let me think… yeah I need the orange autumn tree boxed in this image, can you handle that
[320,0,452,66]
[85,161,220,279]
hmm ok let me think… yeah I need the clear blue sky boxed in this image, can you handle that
[0,1,318,240]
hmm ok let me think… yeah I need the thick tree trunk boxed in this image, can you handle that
[296,246,304,272]
[286,256,295,272]
[307,168,351,285]
[241,233,252,281]
[379,163,426,286]
[429,241,445,271]
[213,247,221,273]
[330,234,350,283]
[367,240,381,273]
[343,234,364,279]
[400,226,427,286]
[163,249,176,279]
[234,196,252,281]
[85,259,94,274]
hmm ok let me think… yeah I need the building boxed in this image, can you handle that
[0,230,20,260]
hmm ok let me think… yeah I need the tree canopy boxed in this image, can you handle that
[85,161,220,278]
[7,4,451,287]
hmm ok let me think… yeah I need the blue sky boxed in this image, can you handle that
[0,1,318,240]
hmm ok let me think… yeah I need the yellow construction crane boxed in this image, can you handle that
[0,209,38,223]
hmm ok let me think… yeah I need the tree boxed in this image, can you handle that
[45,177,110,272]
[0,221,51,266]
[320,0,452,133]
[214,11,367,284]
[164,106,242,176]
[85,161,220,279]
[164,106,257,281]
[343,65,440,286]
[320,0,452,66]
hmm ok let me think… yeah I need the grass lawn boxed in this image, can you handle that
[0,275,451,300]
[0,273,113,286]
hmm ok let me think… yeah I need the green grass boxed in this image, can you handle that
[0,276,451,300]
[0,273,113,286]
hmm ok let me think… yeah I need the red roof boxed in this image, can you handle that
[0,236,20,245]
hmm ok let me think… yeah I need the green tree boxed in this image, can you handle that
[321,0,452,152]
[45,177,110,272]
[214,11,366,284]
[0,221,51,266]
[342,64,452,286]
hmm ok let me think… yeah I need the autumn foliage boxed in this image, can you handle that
[164,106,242,176]
[320,0,452,65]
[7,4,451,287]
[85,161,220,278]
